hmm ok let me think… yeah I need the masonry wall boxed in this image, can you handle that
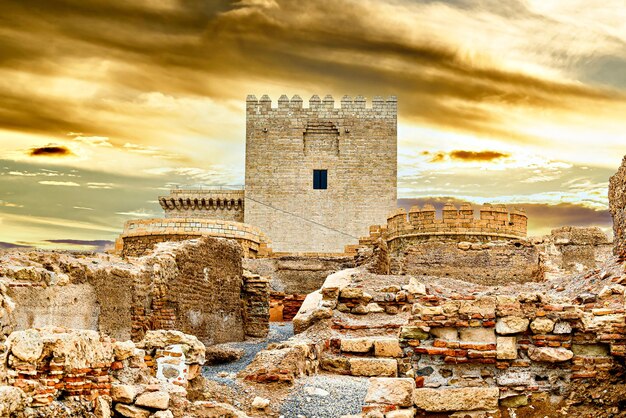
[609,155,626,258]
[1,237,258,346]
[245,94,397,253]
[391,240,542,285]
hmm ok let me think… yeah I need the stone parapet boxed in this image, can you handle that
[117,218,271,258]
[158,189,244,222]
[381,203,527,244]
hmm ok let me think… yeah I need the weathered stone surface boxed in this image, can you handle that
[114,340,136,361]
[365,377,415,407]
[0,386,26,416]
[252,396,270,409]
[151,411,174,418]
[111,384,138,404]
[135,391,170,410]
[7,329,43,362]
[496,370,533,386]
[115,403,151,418]
[431,327,458,341]
[572,344,609,357]
[137,330,205,365]
[341,338,373,353]
[496,336,517,360]
[527,346,573,363]
[530,317,555,334]
[495,316,529,335]
[349,358,397,377]
[386,410,415,418]
[400,326,429,340]
[500,394,528,408]
[205,344,245,365]
[374,339,403,358]
[403,277,426,295]
[413,387,499,412]
[553,321,572,334]
[95,395,112,418]
[460,327,496,343]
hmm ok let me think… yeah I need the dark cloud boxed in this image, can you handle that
[398,198,612,236]
[0,0,623,142]
[423,150,510,162]
[0,241,33,250]
[44,239,113,252]
[28,145,73,157]
[449,150,510,162]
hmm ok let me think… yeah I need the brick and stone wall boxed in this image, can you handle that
[159,188,244,222]
[609,155,626,259]
[244,94,397,253]
[1,237,266,347]
[117,218,271,258]
[242,272,270,337]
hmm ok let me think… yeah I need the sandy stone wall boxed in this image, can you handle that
[610,155,626,258]
[1,237,260,346]
[245,95,397,253]
[391,240,542,285]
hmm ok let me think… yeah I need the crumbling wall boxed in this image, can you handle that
[547,226,612,273]
[609,155,626,258]
[1,237,260,346]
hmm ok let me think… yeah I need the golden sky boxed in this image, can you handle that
[1,0,625,250]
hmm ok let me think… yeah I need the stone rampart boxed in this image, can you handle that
[117,218,271,258]
[159,189,244,222]
[384,203,527,246]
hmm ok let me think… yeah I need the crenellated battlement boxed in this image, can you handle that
[363,203,527,246]
[246,94,397,114]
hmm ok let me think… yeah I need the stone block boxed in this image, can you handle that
[399,326,429,340]
[341,338,374,353]
[374,339,404,358]
[386,409,416,418]
[530,317,555,334]
[431,327,459,341]
[413,387,499,412]
[349,358,397,377]
[572,344,609,357]
[495,317,529,335]
[459,327,496,343]
[365,377,415,407]
[527,346,573,362]
[114,404,150,418]
[135,391,169,410]
[111,384,137,404]
[496,336,517,360]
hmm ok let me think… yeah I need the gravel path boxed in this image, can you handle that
[280,374,368,418]
[202,322,294,386]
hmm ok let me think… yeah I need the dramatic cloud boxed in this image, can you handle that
[0,0,625,248]
[28,146,73,157]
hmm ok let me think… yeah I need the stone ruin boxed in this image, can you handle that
[0,160,624,417]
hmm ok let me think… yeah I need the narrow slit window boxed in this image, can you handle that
[313,169,327,189]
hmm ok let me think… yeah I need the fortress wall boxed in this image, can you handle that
[386,203,527,244]
[244,94,397,253]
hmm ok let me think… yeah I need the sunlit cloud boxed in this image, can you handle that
[38,181,80,187]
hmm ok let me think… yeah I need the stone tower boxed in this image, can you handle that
[244,94,397,253]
